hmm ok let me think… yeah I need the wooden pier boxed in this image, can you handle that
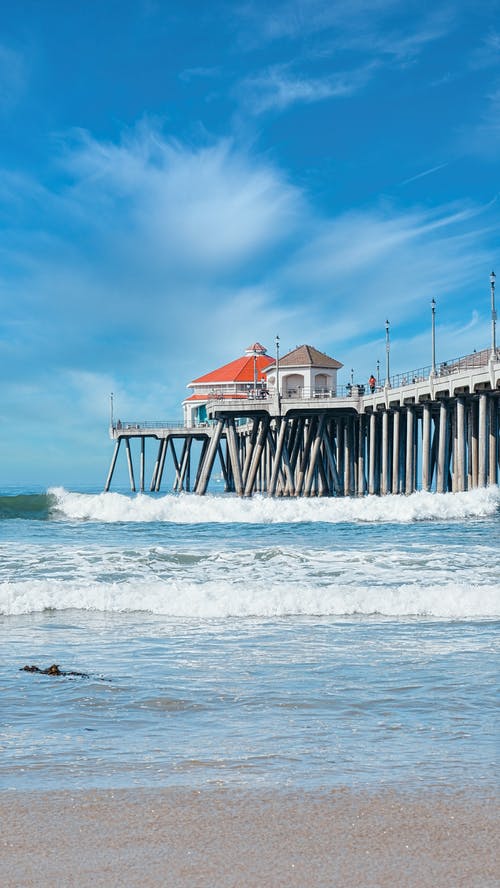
[105,349,500,496]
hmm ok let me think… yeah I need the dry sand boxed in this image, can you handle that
[1,787,498,887]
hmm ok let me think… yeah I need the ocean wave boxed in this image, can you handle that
[46,485,500,524]
[1,577,498,618]
[0,493,53,520]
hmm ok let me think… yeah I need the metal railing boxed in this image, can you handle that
[384,347,496,391]
[113,420,190,431]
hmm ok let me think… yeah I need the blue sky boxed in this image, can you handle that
[0,0,499,485]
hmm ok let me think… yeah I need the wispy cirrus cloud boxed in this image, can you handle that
[469,30,500,70]
[272,199,495,357]
[234,3,452,115]
[235,0,400,44]
[238,61,375,113]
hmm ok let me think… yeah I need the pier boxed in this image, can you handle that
[105,347,500,496]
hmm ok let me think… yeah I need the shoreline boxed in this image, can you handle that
[1,785,498,887]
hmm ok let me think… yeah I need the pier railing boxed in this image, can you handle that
[385,347,495,390]
[113,420,190,431]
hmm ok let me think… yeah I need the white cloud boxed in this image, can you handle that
[234,2,452,115]
[240,62,375,113]
[236,0,400,44]
[61,126,303,269]
[469,31,500,70]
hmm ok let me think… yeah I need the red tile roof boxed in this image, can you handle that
[190,353,274,385]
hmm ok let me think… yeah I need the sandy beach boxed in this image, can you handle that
[1,787,497,888]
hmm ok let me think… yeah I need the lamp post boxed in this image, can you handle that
[385,319,390,387]
[110,392,114,429]
[275,334,281,414]
[376,359,380,387]
[431,297,436,375]
[491,270,497,358]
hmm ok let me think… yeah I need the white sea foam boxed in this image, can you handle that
[2,574,499,619]
[48,485,500,524]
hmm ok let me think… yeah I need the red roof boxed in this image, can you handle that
[190,353,274,385]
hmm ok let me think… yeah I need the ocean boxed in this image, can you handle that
[1,485,499,795]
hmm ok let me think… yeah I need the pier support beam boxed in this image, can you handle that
[391,409,400,494]
[405,407,414,495]
[124,438,136,492]
[478,393,487,487]
[196,420,224,495]
[422,403,431,491]
[456,397,466,492]
[381,410,389,496]
[488,396,498,486]
[226,418,244,496]
[368,412,376,495]
[436,401,447,493]
[105,440,121,492]
[244,416,270,496]
[155,438,168,491]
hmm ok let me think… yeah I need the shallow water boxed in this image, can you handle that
[1,486,499,792]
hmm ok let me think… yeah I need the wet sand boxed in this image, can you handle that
[1,787,497,887]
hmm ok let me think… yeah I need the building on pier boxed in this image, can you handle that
[183,342,273,427]
[266,344,343,399]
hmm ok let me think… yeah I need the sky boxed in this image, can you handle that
[0,0,499,486]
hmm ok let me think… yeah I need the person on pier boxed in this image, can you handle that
[368,374,376,394]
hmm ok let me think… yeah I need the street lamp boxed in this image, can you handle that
[491,270,497,358]
[385,319,391,387]
[376,359,380,387]
[110,392,114,429]
[275,334,281,414]
[431,298,436,375]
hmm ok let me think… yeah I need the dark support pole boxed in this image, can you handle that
[140,437,145,492]
[194,437,209,492]
[244,416,270,496]
[150,440,162,491]
[196,420,224,495]
[217,441,230,490]
[104,439,121,492]
[178,437,192,492]
[268,418,287,496]
[124,438,136,492]
[155,438,168,491]
[226,419,244,495]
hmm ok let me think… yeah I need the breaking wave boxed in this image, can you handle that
[46,485,500,524]
[1,577,498,618]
